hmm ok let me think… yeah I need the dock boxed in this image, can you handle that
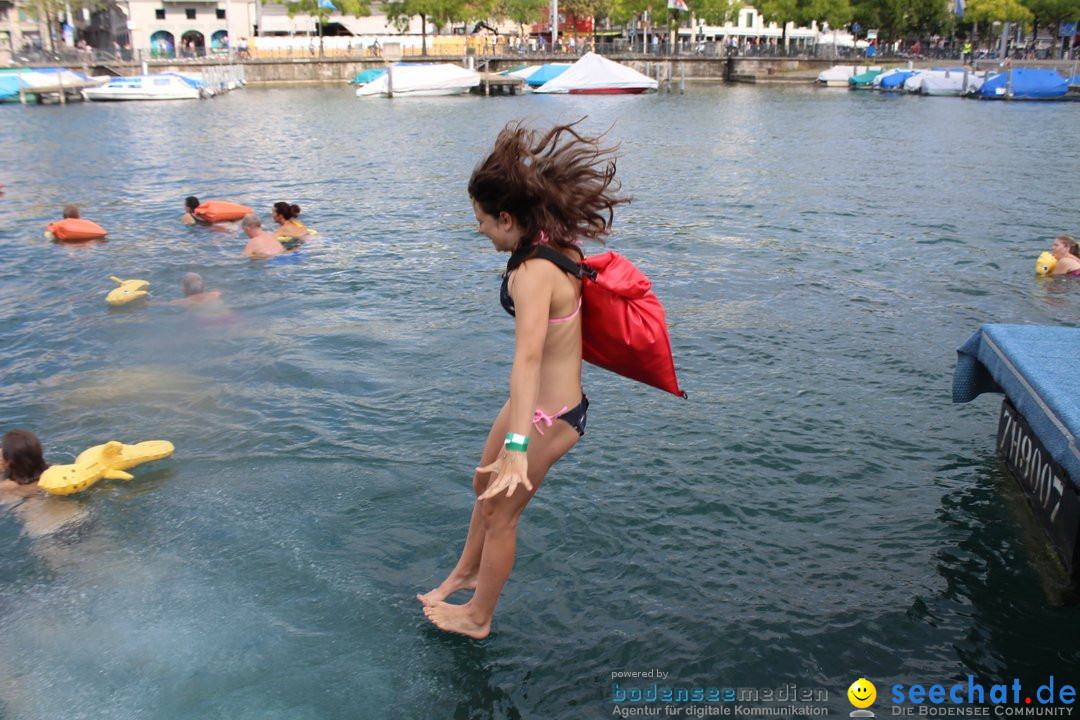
[953,324,1080,577]
[471,72,525,96]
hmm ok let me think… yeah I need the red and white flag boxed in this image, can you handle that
[667,0,689,10]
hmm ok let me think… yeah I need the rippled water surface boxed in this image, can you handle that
[1,84,1078,719]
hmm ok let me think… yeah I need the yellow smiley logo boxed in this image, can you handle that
[848,678,876,708]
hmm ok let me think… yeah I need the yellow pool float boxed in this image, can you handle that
[106,276,150,306]
[39,440,175,496]
[1035,252,1057,276]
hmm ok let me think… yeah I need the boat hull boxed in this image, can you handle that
[569,87,649,94]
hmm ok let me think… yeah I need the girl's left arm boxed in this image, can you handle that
[478,262,552,499]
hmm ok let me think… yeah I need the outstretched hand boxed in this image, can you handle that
[477,450,532,500]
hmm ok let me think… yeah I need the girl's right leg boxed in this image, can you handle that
[417,402,510,605]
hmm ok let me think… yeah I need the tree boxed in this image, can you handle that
[384,0,468,54]
[494,0,548,34]
[19,0,107,53]
[1021,0,1080,55]
[965,0,1032,46]
[759,0,850,42]
[277,0,372,55]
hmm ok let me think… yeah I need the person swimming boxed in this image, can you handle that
[181,196,200,225]
[1049,235,1080,277]
[270,202,312,242]
[1,429,86,538]
[241,213,286,258]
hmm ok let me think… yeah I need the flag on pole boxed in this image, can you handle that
[318,0,336,9]
[667,0,689,10]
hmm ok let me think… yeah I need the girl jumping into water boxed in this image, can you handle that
[418,120,629,639]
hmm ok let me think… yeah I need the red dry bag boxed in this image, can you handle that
[511,246,686,398]
[194,201,253,223]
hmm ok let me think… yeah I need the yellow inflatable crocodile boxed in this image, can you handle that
[39,440,174,496]
[106,277,150,306]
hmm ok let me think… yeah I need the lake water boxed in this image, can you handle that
[0,83,1078,719]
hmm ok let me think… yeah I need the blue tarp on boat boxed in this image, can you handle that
[978,68,1069,99]
[879,70,916,89]
[525,64,571,87]
[0,76,24,98]
[350,68,386,84]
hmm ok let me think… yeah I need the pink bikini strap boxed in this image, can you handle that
[549,295,582,325]
[532,405,569,435]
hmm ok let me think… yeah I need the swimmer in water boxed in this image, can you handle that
[1,430,86,539]
[1049,235,1080,277]
[167,272,222,304]
[270,202,312,242]
[181,196,200,225]
[241,213,285,258]
[417,120,629,639]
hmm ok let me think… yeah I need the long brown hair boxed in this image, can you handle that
[2,430,48,485]
[468,120,630,253]
[1057,235,1079,259]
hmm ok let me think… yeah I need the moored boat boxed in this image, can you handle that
[354,63,480,97]
[83,73,204,101]
[532,52,657,94]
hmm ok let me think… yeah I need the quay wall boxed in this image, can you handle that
[104,55,843,84]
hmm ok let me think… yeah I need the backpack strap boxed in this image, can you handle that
[506,244,597,281]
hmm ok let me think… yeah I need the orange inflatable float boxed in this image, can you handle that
[193,201,253,223]
[47,218,108,241]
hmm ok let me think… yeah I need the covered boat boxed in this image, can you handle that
[0,68,99,101]
[816,65,876,87]
[848,68,885,88]
[918,68,982,96]
[523,64,572,88]
[978,68,1069,100]
[877,69,916,91]
[533,52,657,94]
[355,63,480,97]
[83,73,204,101]
[349,68,386,85]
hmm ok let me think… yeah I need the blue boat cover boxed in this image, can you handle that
[350,68,385,84]
[1070,74,1080,85]
[954,324,1080,486]
[0,76,23,98]
[978,68,1069,99]
[525,64,571,87]
[879,70,915,89]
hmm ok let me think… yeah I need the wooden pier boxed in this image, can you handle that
[472,72,525,96]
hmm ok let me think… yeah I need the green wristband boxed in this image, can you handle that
[504,432,529,452]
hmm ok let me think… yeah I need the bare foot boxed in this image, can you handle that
[416,574,477,606]
[422,602,491,640]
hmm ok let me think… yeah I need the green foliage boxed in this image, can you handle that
[965,0,1033,23]
[1021,0,1080,23]
[494,0,548,26]
[758,0,850,29]
[279,0,372,27]
[383,0,468,31]
[692,0,742,24]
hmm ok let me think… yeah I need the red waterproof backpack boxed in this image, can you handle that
[510,245,686,398]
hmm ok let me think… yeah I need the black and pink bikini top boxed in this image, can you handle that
[501,244,584,324]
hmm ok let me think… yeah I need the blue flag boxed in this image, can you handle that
[319,0,336,9]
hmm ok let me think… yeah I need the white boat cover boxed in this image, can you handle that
[816,65,879,84]
[533,52,657,94]
[920,69,983,96]
[903,72,925,92]
[505,65,542,80]
[355,63,480,97]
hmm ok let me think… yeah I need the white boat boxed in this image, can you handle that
[918,69,983,96]
[82,73,204,101]
[532,52,657,94]
[355,63,480,97]
[816,65,880,87]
